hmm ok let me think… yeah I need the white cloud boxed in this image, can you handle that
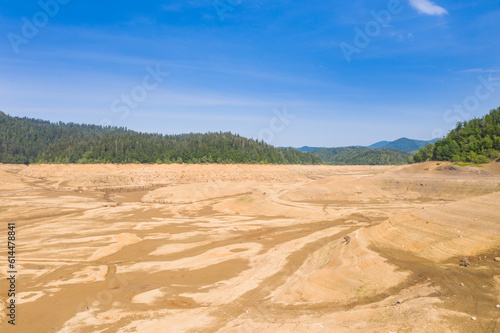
[409,0,448,16]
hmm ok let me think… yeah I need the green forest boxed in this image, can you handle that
[371,137,437,154]
[309,147,410,165]
[0,112,323,165]
[4,108,499,166]
[413,107,500,163]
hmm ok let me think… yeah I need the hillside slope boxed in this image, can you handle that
[0,112,322,165]
[382,137,437,152]
[367,140,390,149]
[309,146,410,165]
[413,107,500,163]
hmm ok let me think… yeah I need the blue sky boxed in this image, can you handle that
[1,0,499,147]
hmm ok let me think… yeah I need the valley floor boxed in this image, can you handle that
[0,162,499,332]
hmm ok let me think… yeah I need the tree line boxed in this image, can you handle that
[309,146,411,165]
[0,112,323,165]
[413,107,500,163]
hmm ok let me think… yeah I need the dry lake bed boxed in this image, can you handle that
[1,162,499,332]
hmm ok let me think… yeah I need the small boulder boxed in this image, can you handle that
[494,257,500,262]
[460,257,471,267]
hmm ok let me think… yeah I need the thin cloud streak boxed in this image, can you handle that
[460,68,500,74]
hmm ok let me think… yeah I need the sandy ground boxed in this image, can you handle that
[0,162,499,332]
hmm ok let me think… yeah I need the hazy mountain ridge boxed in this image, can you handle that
[376,137,438,152]
[367,141,391,149]
[299,138,437,153]
[296,146,326,152]
[296,137,436,165]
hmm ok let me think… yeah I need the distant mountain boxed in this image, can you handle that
[382,137,438,152]
[367,141,391,149]
[301,138,437,153]
[369,137,438,152]
[0,112,323,165]
[309,147,410,165]
[297,146,326,152]
[295,137,436,165]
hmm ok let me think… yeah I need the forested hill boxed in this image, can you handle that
[413,107,500,163]
[0,112,323,165]
[367,138,437,153]
[309,147,410,165]
[377,137,437,153]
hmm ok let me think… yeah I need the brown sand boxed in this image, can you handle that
[0,162,499,332]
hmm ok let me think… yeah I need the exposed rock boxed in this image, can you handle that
[459,257,471,267]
